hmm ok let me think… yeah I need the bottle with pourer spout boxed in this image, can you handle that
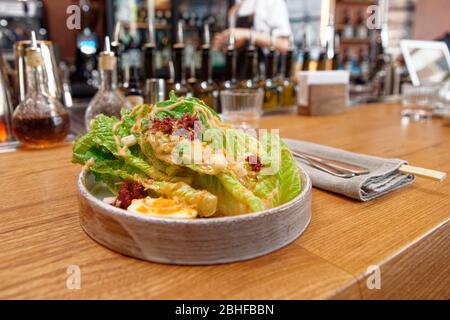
[240,29,259,90]
[279,34,297,108]
[12,31,70,148]
[85,36,130,130]
[260,30,278,110]
[167,21,192,97]
[193,24,219,111]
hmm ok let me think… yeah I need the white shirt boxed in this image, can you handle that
[236,0,291,37]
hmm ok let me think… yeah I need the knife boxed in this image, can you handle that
[292,150,370,176]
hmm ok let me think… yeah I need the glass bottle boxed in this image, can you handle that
[143,19,156,81]
[301,33,311,71]
[279,37,296,108]
[125,66,144,106]
[342,48,353,73]
[355,10,368,39]
[260,34,278,110]
[240,31,259,90]
[317,46,328,71]
[167,21,192,97]
[220,31,238,91]
[144,21,163,104]
[0,56,13,143]
[187,60,197,88]
[193,24,219,111]
[85,36,130,130]
[218,31,238,114]
[342,8,354,39]
[12,32,70,148]
[110,22,123,87]
[358,48,371,83]
[332,33,341,70]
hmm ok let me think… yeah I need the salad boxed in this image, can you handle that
[73,92,302,218]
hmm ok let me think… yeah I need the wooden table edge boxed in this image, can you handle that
[326,218,450,299]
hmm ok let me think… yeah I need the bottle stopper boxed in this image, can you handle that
[228,30,235,51]
[26,31,44,68]
[99,36,117,71]
[288,33,295,51]
[147,19,156,47]
[269,29,276,52]
[173,21,184,49]
[144,19,156,51]
[202,24,211,50]
[249,28,256,50]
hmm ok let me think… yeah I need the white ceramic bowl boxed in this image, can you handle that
[77,166,312,265]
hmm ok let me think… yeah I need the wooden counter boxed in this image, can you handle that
[1,103,449,299]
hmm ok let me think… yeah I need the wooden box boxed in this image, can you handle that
[298,84,348,116]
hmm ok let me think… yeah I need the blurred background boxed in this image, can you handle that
[0,0,450,145]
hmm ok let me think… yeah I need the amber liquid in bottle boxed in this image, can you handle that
[280,48,296,108]
[317,49,328,71]
[13,114,70,147]
[261,48,278,110]
[302,49,311,71]
[0,117,8,142]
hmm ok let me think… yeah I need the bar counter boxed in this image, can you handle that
[1,102,449,299]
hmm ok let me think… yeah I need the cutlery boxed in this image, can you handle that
[292,150,447,182]
[292,151,357,178]
[292,150,370,177]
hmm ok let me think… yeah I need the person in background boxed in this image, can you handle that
[212,0,292,54]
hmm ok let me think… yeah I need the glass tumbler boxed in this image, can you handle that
[220,89,263,129]
[401,83,440,120]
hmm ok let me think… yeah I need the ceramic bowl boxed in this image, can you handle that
[77,166,312,265]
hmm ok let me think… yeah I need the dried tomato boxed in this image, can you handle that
[245,155,263,172]
[176,113,200,140]
[151,113,201,140]
[151,116,174,134]
[178,113,199,131]
[114,180,147,209]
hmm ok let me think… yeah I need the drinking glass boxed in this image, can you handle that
[401,83,440,120]
[145,78,166,104]
[220,89,263,129]
[435,82,450,114]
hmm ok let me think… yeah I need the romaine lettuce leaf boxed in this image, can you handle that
[143,180,217,217]
[217,172,265,212]
[152,91,220,128]
[253,132,302,206]
[193,174,249,216]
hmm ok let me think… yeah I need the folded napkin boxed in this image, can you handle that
[283,139,415,201]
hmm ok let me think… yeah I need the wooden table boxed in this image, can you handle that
[1,103,449,299]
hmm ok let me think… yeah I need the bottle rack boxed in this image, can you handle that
[334,0,379,84]
[106,0,231,76]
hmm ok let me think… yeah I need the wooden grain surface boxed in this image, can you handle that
[0,103,449,299]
